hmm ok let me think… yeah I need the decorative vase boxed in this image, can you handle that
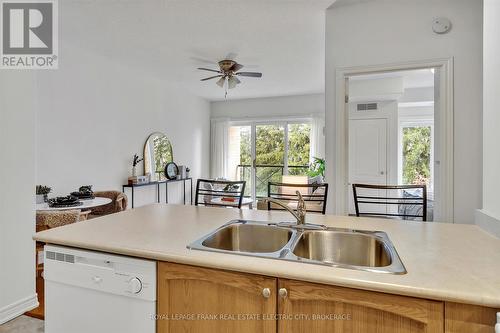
[132,166,137,177]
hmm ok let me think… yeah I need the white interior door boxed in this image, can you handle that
[348,118,388,214]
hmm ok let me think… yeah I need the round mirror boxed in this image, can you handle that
[144,132,173,181]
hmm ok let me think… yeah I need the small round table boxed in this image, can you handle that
[36,197,112,212]
[209,197,254,209]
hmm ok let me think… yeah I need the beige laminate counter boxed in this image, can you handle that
[34,204,500,307]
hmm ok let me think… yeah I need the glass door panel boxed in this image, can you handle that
[255,124,285,198]
[228,125,252,198]
[287,123,311,177]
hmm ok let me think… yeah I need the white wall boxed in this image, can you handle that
[349,77,404,102]
[36,42,211,207]
[399,87,434,104]
[0,72,38,323]
[326,0,483,223]
[211,94,324,120]
[476,0,500,236]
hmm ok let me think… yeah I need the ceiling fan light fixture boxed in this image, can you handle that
[216,77,226,88]
[227,76,240,89]
[197,58,263,97]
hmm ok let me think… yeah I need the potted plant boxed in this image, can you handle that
[36,185,52,204]
[307,157,326,182]
[132,154,143,177]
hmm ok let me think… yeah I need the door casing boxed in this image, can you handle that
[333,58,454,222]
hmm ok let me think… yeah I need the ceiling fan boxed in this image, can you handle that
[198,59,262,97]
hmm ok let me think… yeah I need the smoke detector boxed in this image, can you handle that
[432,17,452,34]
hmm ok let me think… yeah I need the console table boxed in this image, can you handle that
[122,178,193,208]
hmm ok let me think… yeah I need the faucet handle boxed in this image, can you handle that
[295,191,306,224]
[295,191,306,210]
[295,190,303,200]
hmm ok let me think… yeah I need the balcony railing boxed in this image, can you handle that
[236,164,309,198]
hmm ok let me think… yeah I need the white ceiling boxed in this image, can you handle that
[350,69,435,89]
[62,0,333,101]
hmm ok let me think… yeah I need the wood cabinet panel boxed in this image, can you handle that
[157,262,277,333]
[445,302,499,333]
[278,279,444,333]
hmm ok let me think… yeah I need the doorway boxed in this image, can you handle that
[335,59,454,222]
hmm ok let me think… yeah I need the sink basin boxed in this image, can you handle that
[188,220,406,274]
[292,230,391,267]
[191,220,294,254]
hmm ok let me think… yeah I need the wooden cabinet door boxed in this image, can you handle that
[445,302,499,333]
[278,279,444,333]
[157,262,277,333]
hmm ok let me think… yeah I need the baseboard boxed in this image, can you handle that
[475,209,500,238]
[0,294,39,325]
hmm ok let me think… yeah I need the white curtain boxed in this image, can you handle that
[310,115,325,160]
[210,118,230,179]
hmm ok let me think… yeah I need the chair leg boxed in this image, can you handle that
[79,210,91,221]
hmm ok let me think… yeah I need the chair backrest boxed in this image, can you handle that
[92,191,128,216]
[267,182,329,214]
[195,179,246,208]
[352,183,427,221]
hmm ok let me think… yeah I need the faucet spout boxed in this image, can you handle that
[264,191,306,225]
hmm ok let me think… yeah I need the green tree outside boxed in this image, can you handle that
[402,126,431,185]
[238,124,311,196]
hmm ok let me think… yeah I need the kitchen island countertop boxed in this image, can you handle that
[34,204,500,307]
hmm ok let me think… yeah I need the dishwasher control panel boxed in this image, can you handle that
[44,245,157,301]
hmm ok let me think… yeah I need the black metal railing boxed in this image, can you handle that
[236,164,309,198]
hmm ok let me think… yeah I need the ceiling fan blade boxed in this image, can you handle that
[216,77,226,88]
[230,63,244,72]
[228,76,241,89]
[200,75,223,81]
[197,67,221,73]
[236,72,262,78]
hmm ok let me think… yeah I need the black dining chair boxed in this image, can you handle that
[352,183,427,221]
[195,179,246,209]
[267,182,329,214]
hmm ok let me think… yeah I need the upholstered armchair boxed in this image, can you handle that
[89,191,128,218]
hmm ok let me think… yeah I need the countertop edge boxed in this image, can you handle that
[33,234,500,309]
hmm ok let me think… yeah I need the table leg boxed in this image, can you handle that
[157,183,160,203]
[190,179,193,205]
[131,187,134,209]
[183,180,186,205]
[165,182,169,204]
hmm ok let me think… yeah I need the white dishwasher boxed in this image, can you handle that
[44,245,156,333]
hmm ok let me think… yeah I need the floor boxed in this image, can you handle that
[0,316,44,333]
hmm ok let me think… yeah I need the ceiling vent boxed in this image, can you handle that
[357,103,378,111]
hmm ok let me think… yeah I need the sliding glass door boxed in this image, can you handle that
[255,124,286,198]
[229,121,311,202]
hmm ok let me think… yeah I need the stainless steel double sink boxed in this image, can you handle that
[188,220,406,274]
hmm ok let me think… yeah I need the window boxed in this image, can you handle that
[228,121,312,200]
[398,121,434,193]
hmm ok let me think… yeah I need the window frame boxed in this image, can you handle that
[228,117,313,201]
